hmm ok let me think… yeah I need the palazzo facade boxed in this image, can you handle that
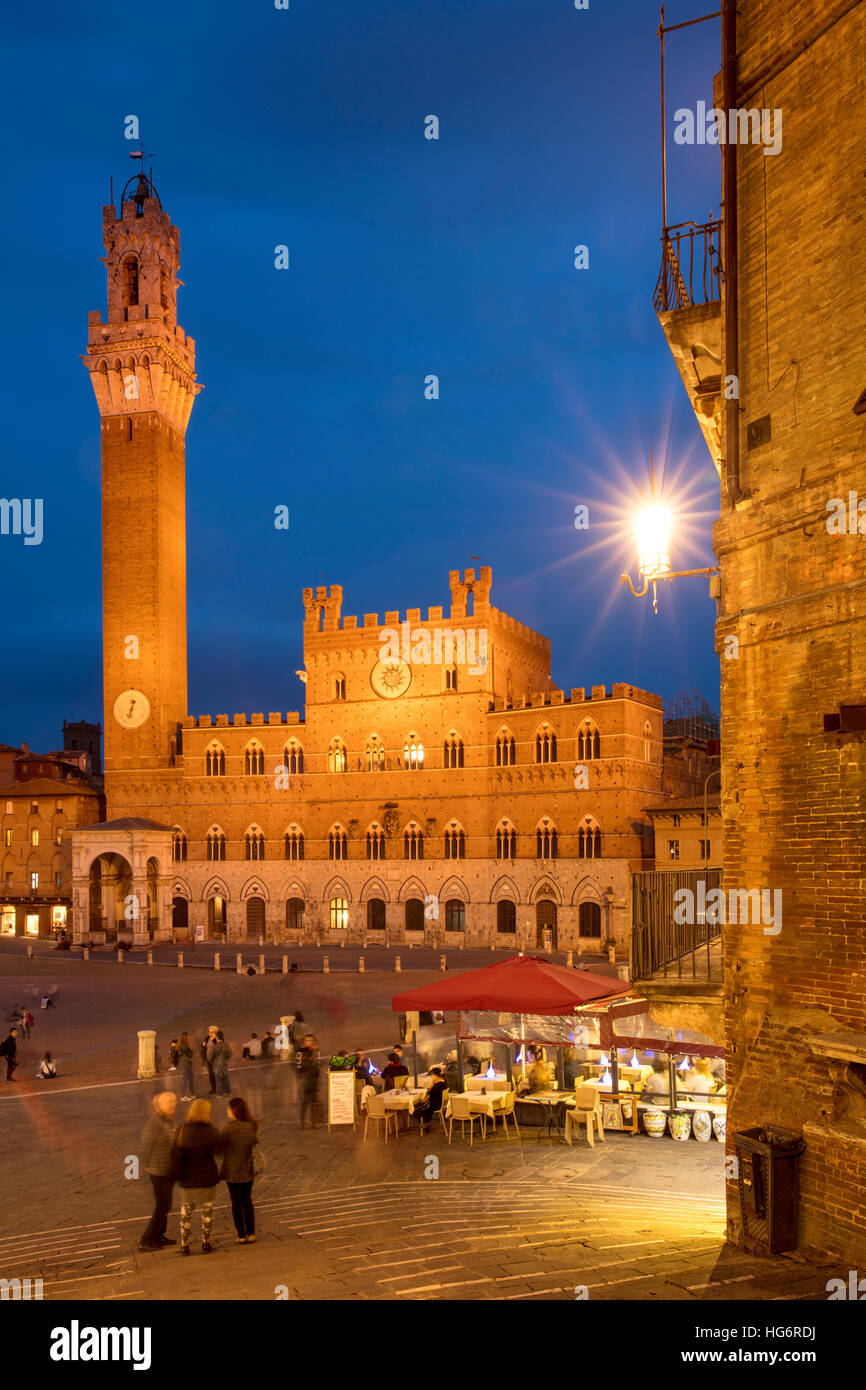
[70,177,710,950]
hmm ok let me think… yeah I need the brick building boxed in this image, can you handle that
[70,174,713,952]
[658,0,866,1263]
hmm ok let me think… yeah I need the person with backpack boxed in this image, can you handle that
[219,1096,261,1244]
[1,1027,19,1083]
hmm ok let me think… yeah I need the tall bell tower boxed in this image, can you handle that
[84,171,199,787]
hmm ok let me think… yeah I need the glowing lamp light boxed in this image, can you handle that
[600,1069,613,1088]
[678,1055,691,1072]
[636,503,672,581]
[515,1047,525,1065]
[599,1051,610,1068]
[485,1062,496,1079]
[629,1052,640,1070]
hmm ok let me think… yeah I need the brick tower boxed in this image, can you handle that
[84,172,199,785]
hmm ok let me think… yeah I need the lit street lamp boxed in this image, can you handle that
[621,450,718,613]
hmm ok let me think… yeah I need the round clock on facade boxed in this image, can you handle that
[369,659,412,699]
[113,689,151,729]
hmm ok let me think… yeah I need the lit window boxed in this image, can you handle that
[1,906,15,935]
[403,738,424,770]
[30,872,39,890]
[328,740,347,773]
[4,829,11,848]
[668,840,680,861]
[55,830,63,847]
[330,897,348,930]
[31,829,39,848]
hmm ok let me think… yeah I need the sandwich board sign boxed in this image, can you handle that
[328,1070,357,1131]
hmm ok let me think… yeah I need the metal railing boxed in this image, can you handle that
[631,868,723,981]
[653,219,722,312]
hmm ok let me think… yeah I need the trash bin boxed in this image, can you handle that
[734,1125,805,1254]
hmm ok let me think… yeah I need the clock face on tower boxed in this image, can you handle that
[113,689,151,729]
[369,659,412,700]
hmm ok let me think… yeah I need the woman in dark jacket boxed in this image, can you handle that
[177,1032,195,1100]
[220,1096,259,1243]
[176,1099,221,1255]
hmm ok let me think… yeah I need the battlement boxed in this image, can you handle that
[488,684,662,713]
[303,584,343,631]
[184,712,303,730]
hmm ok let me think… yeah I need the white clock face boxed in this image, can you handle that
[113,689,151,729]
[370,659,412,700]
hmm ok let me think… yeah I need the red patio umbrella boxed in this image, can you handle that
[392,953,630,1015]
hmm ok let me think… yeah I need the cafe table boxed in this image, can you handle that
[380,1087,427,1131]
[465,1075,511,1093]
[444,1089,508,1136]
[520,1088,575,1141]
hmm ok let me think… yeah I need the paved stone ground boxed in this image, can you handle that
[0,955,846,1303]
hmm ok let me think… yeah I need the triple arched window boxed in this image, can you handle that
[284,829,305,861]
[443,735,464,769]
[245,827,265,861]
[206,828,226,861]
[496,734,516,766]
[578,823,603,859]
[244,741,265,776]
[328,739,347,773]
[535,730,557,763]
[404,826,424,860]
[577,726,601,760]
[329,829,348,861]
[283,741,304,774]
[403,737,424,770]
[496,822,517,859]
[205,744,226,777]
[365,737,385,772]
[366,827,386,860]
[536,824,558,859]
[444,827,466,859]
[172,830,187,862]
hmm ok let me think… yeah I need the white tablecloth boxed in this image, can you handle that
[381,1087,426,1115]
[465,1075,510,1092]
[445,1091,508,1120]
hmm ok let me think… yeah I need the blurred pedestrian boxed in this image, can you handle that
[1,1028,19,1083]
[288,1011,307,1053]
[138,1092,178,1251]
[177,1032,195,1100]
[20,1010,33,1040]
[41,994,54,1009]
[168,1039,179,1071]
[220,1096,260,1244]
[176,1099,221,1255]
[260,1030,276,1059]
[203,1026,219,1094]
[297,1036,321,1128]
[241,1033,262,1060]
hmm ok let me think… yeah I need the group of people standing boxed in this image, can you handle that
[140,1092,262,1254]
[168,1027,233,1100]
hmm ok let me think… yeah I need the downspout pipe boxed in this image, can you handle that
[722,0,746,504]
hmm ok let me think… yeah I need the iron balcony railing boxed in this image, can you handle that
[653,219,723,313]
[631,868,723,981]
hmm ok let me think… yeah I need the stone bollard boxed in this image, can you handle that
[323,955,329,974]
[566,951,573,968]
[279,1014,291,1061]
[459,937,465,949]
[358,955,365,973]
[214,952,220,971]
[236,953,242,974]
[340,938,345,948]
[259,953,265,973]
[177,952,184,968]
[118,949,124,963]
[83,947,90,961]
[282,955,288,974]
[147,950,153,966]
[440,953,446,972]
[608,945,616,964]
[394,956,401,972]
[26,944,34,959]
[137,1029,157,1080]
[259,936,264,947]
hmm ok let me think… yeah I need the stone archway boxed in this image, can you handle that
[88,853,132,943]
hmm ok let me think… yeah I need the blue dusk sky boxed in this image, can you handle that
[0,0,722,753]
